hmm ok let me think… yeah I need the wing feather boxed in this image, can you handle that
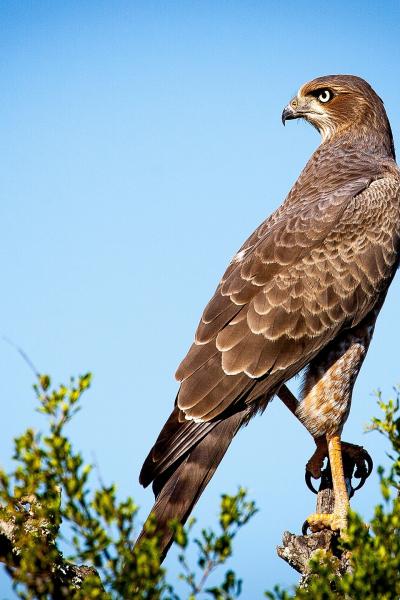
[175,176,400,422]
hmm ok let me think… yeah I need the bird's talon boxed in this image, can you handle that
[305,470,319,495]
[342,442,373,494]
[303,512,346,534]
[352,475,367,493]
[302,519,310,535]
[305,441,373,496]
[305,443,327,494]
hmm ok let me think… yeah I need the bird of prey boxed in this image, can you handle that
[136,75,400,557]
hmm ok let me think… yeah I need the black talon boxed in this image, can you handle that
[305,470,319,494]
[364,451,373,477]
[353,464,366,479]
[351,478,365,493]
[353,448,373,476]
[352,459,373,491]
[302,519,310,535]
[352,469,367,490]
[346,447,373,493]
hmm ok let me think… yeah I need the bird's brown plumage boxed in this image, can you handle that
[137,75,400,557]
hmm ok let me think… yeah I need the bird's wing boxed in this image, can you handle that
[175,176,400,421]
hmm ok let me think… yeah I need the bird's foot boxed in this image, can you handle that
[305,438,328,481]
[302,512,347,535]
[340,442,373,493]
[305,440,373,497]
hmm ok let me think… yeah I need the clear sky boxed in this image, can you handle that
[1,1,400,597]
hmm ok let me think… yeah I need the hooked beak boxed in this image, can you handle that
[281,103,300,126]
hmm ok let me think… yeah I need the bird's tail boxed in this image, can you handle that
[134,410,243,560]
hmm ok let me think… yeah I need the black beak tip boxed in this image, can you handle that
[281,106,294,126]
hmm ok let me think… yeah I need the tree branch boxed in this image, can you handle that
[277,457,355,588]
[0,496,104,598]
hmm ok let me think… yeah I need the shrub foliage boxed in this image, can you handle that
[0,375,399,598]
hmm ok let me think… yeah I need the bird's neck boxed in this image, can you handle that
[295,127,396,201]
[321,111,396,161]
[333,125,395,160]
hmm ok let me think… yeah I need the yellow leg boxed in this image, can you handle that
[305,433,349,533]
[328,434,349,529]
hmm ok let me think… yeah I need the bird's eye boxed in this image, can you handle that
[317,89,332,103]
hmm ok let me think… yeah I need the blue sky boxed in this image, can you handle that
[1,1,400,597]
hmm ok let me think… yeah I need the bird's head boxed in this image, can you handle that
[282,75,394,156]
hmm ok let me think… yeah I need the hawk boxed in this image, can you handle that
[136,75,400,557]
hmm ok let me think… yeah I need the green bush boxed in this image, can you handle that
[0,374,257,599]
[0,375,399,598]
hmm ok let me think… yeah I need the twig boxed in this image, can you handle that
[0,495,104,598]
[2,336,40,377]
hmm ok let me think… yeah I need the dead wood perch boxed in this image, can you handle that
[277,450,371,587]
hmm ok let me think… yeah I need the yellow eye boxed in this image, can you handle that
[318,90,332,103]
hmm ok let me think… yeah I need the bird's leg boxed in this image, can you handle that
[277,385,298,416]
[277,385,373,496]
[303,433,349,533]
